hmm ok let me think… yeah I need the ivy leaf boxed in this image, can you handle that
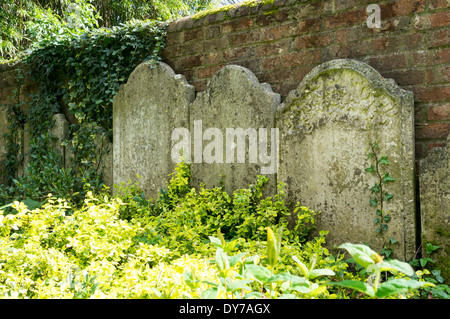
[384,215,391,223]
[369,198,378,207]
[379,156,390,165]
[425,243,440,255]
[383,173,396,183]
[374,217,381,224]
[365,165,375,173]
[371,184,380,193]
[384,192,394,201]
[389,237,398,244]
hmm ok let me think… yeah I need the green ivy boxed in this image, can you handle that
[1,19,166,205]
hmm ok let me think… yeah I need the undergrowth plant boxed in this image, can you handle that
[0,161,447,299]
[328,243,434,298]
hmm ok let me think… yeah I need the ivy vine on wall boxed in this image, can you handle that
[1,19,167,205]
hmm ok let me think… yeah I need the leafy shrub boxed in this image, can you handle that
[0,162,447,299]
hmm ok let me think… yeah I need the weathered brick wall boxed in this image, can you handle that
[0,0,449,167]
[0,62,37,184]
[161,0,450,161]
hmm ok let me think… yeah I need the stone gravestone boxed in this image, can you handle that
[277,59,416,260]
[50,113,69,159]
[420,136,450,283]
[113,62,195,199]
[0,107,8,184]
[189,65,280,195]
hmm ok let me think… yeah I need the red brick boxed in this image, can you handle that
[325,8,366,29]
[383,69,426,86]
[323,44,350,60]
[234,59,260,73]
[280,18,322,37]
[335,28,359,43]
[365,53,408,71]
[428,104,450,121]
[430,0,449,10]
[334,0,357,12]
[263,25,282,41]
[427,65,450,84]
[184,29,204,42]
[435,48,450,64]
[255,40,290,57]
[294,1,328,19]
[165,32,182,47]
[254,9,289,26]
[416,122,450,139]
[294,33,332,50]
[279,82,299,97]
[412,86,450,102]
[222,17,254,33]
[203,38,228,52]
[179,55,203,69]
[261,57,280,70]
[205,26,221,40]
[347,39,373,58]
[192,79,207,92]
[204,52,222,65]
[197,65,224,79]
[392,0,425,15]
[374,33,424,52]
[228,29,261,45]
[161,47,177,59]
[179,42,203,55]
[380,1,425,19]
[281,50,322,68]
[412,48,450,66]
[429,29,450,48]
[223,47,253,61]
[259,69,292,85]
[429,11,450,28]
[293,65,315,82]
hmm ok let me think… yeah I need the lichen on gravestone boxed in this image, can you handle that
[277,59,415,261]
[112,62,195,199]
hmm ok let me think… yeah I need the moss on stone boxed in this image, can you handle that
[436,226,450,238]
[191,0,275,20]
[264,8,280,15]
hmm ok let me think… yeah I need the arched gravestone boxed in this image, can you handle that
[113,62,195,199]
[420,135,450,283]
[277,59,416,260]
[189,65,280,195]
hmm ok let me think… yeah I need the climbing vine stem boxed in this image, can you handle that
[365,141,397,257]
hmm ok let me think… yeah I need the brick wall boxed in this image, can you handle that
[0,0,449,163]
[161,0,450,161]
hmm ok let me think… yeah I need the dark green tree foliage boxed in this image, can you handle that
[0,0,216,61]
